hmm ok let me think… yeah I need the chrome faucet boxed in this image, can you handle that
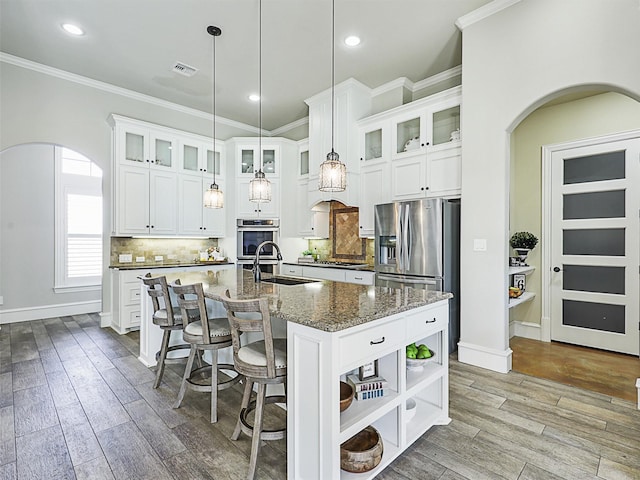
[253,241,282,282]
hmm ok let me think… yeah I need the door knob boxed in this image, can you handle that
[553,266,562,272]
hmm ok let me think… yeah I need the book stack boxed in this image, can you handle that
[346,374,388,401]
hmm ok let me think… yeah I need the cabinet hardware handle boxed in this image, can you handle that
[146,225,150,228]
[354,277,363,280]
[370,337,385,345]
[421,187,425,191]
[426,318,436,323]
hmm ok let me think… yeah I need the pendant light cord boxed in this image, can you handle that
[331,0,335,154]
[259,0,262,166]
[212,29,217,186]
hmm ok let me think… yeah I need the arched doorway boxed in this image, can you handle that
[0,143,103,323]
[507,90,640,401]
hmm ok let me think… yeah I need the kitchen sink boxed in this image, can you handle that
[260,276,320,286]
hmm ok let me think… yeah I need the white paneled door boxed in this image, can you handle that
[549,134,640,355]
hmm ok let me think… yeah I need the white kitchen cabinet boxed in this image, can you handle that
[116,122,177,170]
[298,140,310,177]
[296,181,330,238]
[178,175,226,237]
[287,299,450,479]
[110,115,227,238]
[390,143,461,201]
[117,165,177,235]
[236,178,280,219]
[111,268,145,334]
[179,136,224,179]
[236,144,279,177]
[295,265,376,285]
[359,160,391,237]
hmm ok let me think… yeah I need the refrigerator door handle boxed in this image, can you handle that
[396,204,404,271]
[404,204,411,270]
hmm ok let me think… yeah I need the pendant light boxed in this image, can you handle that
[249,0,272,203]
[203,25,224,209]
[318,0,346,192]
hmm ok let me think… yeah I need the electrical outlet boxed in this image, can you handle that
[154,256,163,262]
[473,239,487,251]
[135,256,146,263]
[119,254,133,263]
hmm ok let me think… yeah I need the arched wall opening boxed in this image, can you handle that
[0,142,105,324]
[506,87,640,342]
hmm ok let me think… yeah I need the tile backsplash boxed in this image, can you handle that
[307,201,374,265]
[110,237,218,266]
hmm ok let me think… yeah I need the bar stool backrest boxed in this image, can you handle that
[221,295,277,378]
[171,282,213,344]
[142,275,178,327]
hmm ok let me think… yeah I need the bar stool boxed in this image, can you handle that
[220,294,287,480]
[171,282,241,423]
[142,275,190,389]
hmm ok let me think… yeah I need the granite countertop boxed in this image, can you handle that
[110,261,234,270]
[153,267,452,333]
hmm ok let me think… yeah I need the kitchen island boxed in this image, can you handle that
[140,267,451,479]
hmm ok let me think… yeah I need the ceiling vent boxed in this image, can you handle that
[172,62,198,77]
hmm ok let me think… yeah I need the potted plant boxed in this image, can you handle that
[510,231,538,263]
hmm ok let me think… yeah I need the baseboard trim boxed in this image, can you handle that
[0,301,101,324]
[457,341,513,373]
[511,321,542,341]
[99,311,112,329]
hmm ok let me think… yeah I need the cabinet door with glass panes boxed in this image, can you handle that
[237,145,280,177]
[298,140,310,178]
[179,138,224,180]
[358,120,389,163]
[391,110,429,160]
[118,124,177,171]
[427,102,460,148]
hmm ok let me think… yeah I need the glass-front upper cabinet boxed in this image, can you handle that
[121,124,176,169]
[431,104,460,146]
[391,111,428,158]
[237,145,279,176]
[298,139,309,177]
[357,119,389,162]
[179,138,224,178]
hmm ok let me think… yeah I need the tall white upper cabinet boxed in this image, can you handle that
[305,79,372,209]
[109,114,226,237]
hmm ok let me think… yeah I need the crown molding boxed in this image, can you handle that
[270,116,309,137]
[0,52,261,135]
[371,77,414,97]
[455,0,521,30]
[412,66,462,92]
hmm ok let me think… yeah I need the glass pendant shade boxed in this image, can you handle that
[203,183,224,208]
[249,171,272,203]
[318,150,346,192]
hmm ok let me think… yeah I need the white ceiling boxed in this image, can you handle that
[0,0,491,133]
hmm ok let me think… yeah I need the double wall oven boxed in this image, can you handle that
[236,218,280,273]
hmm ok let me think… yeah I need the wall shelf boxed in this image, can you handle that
[508,291,535,309]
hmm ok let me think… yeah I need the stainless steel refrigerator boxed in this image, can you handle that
[374,198,460,352]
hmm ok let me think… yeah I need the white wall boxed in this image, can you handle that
[457,0,640,372]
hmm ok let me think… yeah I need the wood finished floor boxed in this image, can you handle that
[1,315,639,480]
[511,337,640,403]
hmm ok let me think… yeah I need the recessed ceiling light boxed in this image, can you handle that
[249,94,260,102]
[344,35,361,47]
[62,23,84,36]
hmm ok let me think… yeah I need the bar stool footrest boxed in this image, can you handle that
[185,364,242,392]
[239,395,287,441]
[155,343,191,365]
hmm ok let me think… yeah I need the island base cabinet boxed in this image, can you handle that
[287,300,450,479]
